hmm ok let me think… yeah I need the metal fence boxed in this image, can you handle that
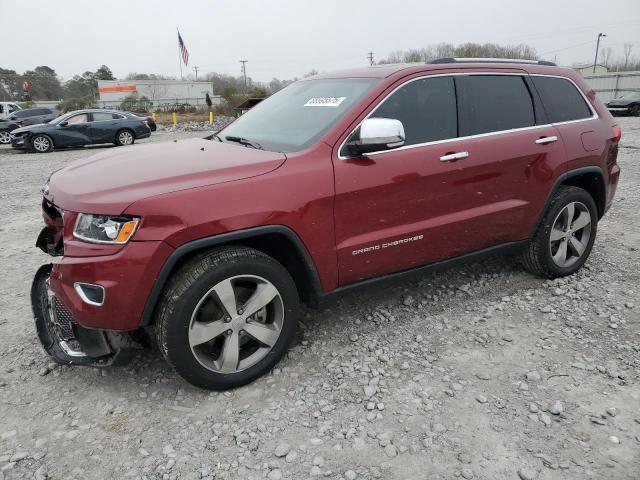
[583,71,640,103]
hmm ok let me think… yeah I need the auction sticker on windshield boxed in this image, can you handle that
[304,97,346,107]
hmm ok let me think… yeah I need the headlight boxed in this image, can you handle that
[73,214,139,244]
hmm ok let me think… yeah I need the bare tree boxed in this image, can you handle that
[378,42,539,65]
[600,47,613,68]
[623,44,633,70]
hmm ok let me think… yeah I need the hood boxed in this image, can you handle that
[11,123,50,134]
[46,138,286,214]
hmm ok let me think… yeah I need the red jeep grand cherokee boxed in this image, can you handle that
[31,59,621,389]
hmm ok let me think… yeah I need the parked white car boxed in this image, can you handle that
[0,102,22,120]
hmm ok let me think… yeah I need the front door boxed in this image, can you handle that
[56,112,91,146]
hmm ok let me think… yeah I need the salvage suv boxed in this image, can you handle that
[31,59,621,390]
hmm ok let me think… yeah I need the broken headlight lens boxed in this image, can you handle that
[73,214,140,244]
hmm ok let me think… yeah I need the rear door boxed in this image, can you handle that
[89,112,120,143]
[452,74,568,242]
[529,75,599,172]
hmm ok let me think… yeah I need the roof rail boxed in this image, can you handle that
[430,57,557,66]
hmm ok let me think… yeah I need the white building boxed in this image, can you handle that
[573,64,609,76]
[97,80,222,109]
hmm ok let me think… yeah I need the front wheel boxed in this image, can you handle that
[31,134,53,153]
[0,130,11,144]
[521,186,598,278]
[115,129,135,146]
[155,247,299,390]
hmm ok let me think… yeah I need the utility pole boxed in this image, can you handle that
[367,51,375,66]
[593,33,606,74]
[240,60,248,93]
[193,66,199,81]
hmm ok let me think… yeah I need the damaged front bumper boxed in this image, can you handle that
[31,264,142,367]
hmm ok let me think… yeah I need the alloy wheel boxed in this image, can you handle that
[118,131,133,145]
[0,131,10,144]
[549,201,592,268]
[33,136,51,152]
[188,275,284,374]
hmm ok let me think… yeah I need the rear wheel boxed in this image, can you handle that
[521,186,598,278]
[632,104,640,117]
[31,134,53,153]
[115,129,135,146]
[155,247,299,390]
[0,130,10,144]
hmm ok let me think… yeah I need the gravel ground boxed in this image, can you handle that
[0,119,638,480]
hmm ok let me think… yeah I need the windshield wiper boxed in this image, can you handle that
[225,135,263,150]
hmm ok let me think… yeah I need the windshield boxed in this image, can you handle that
[220,78,378,153]
[618,92,640,100]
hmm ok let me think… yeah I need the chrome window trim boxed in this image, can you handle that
[338,72,598,160]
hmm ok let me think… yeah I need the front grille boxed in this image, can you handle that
[53,298,75,341]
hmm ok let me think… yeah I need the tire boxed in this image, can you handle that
[115,129,135,146]
[31,134,53,153]
[632,104,640,117]
[31,265,76,365]
[0,130,11,144]
[155,247,299,390]
[521,186,598,279]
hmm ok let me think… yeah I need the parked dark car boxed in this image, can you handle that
[606,92,640,116]
[0,107,60,144]
[10,109,151,153]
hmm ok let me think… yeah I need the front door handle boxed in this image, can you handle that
[535,136,558,145]
[440,151,469,162]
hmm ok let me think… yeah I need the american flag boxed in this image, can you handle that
[178,31,189,66]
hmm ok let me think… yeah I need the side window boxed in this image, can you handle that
[113,114,126,119]
[92,112,115,122]
[531,76,592,123]
[371,76,457,146]
[457,75,535,136]
[67,114,89,125]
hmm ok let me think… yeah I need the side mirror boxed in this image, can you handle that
[344,118,405,156]
[59,121,68,127]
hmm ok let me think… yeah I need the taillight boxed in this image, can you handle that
[612,125,622,142]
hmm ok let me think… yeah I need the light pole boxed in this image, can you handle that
[593,33,606,74]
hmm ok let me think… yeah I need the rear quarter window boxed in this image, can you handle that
[531,76,593,123]
[457,75,535,136]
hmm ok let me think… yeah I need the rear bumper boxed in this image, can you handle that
[48,240,174,331]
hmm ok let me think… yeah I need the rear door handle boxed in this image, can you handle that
[440,151,469,162]
[535,136,558,145]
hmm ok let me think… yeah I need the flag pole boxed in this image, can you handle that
[177,28,183,80]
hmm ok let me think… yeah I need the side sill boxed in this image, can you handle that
[317,240,529,305]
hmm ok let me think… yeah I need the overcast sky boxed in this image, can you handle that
[2,0,639,82]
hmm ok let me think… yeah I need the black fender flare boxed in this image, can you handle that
[529,166,606,238]
[139,225,323,326]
